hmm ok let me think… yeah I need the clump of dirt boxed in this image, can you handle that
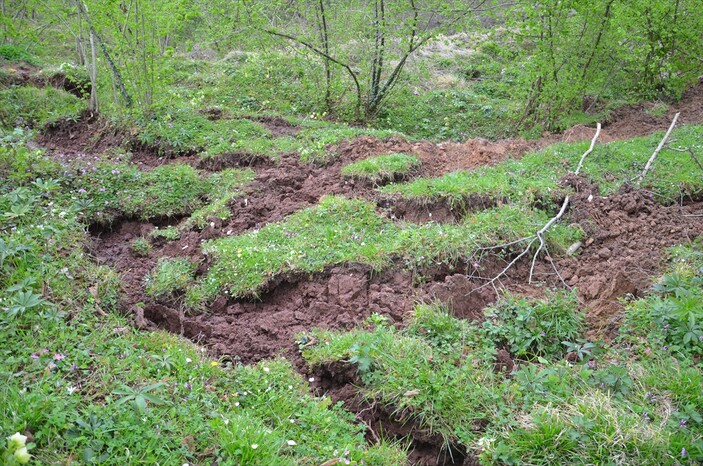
[196,151,273,170]
[309,361,474,466]
[1,63,40,86]
[557,178,703,337]
[38,113,127,156]
[180,265,415,362]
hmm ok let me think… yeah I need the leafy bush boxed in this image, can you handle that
[0,45,37,65]
[624,244,703,358]
[482,291,585,361]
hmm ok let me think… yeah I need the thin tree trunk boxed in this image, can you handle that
[77,1,132,107]
[88,30,99,113]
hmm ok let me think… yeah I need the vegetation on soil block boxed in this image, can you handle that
[190,196,581,303]
[341,153,420,185]
[382,125,703,205]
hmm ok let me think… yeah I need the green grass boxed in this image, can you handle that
[341,153,420,184]
[0,44,38,65]
[53,162,254,223]
[0,143,407,465]
[188,195,581,304]
[0,87,85,131]
[145,258,196,300]
[381,125,703,205]
[150,225,181,241]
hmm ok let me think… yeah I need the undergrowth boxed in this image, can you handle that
[303,245,703,464]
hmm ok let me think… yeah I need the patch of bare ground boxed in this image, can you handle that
[556,179,703,339]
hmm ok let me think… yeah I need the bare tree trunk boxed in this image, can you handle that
[88,30,99,113]
[77,1,133,107]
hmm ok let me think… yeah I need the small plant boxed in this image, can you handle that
[112,382,167,412]
[562,339,597,362]
[588,365,633,397]
[349,334,381,374]
[144,258,195,300]
[341,153,420,185]
[150,226,181,241]
[130,238,151,257]
[3,432,31,465]
[482,291,585,361]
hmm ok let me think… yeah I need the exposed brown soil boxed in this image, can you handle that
[39,79,703,465]
[556,179,703,339]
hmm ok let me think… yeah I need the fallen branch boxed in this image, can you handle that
[471,123,602,293]
[637,112,680,185]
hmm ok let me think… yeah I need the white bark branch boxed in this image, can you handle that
[638,112,680,185]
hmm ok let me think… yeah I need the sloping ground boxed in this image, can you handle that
[22,80,703,466]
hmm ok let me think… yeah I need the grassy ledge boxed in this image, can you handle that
[381,125,703,205]
[341,153,421,185]
[187,195,581,305]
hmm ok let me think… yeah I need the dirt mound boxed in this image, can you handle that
[38,112,126,155]
[252,115,300,137]
[335,135,527,178]
[309,361,474,466]
[558,180,703,337]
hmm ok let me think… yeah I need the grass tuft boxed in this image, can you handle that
[341,153,420,185]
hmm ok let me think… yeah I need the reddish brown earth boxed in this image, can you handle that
[36,80,703,466]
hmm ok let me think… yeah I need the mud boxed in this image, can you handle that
[557,179,703,338]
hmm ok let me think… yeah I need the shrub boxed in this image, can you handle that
[482,291,585,361]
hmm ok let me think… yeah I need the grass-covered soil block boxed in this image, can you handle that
[187,195,581,304]
[0,86,85,131]
[341,153,421,185]
[381,125,703,206]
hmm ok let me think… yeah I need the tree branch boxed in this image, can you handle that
[638,112,680,185]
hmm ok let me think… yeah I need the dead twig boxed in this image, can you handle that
[637,112,681,185]
[469,123,602,294]
[664,144,703,173]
